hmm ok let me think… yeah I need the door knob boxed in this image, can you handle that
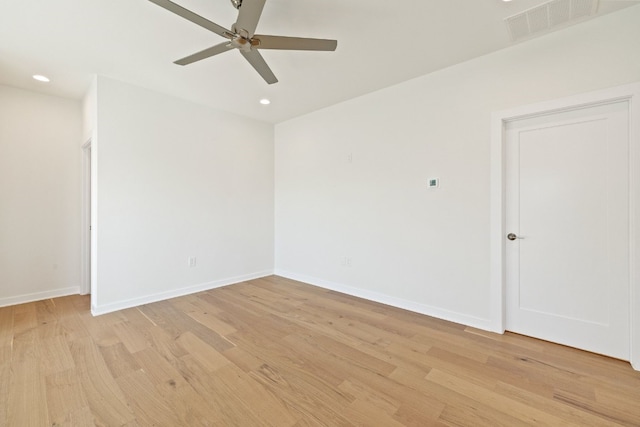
[507,233,523,241]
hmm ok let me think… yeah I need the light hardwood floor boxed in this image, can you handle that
[1,275,639,426]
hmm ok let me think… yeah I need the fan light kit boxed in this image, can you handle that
[148,0,338,84]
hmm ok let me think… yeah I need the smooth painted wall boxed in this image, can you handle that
[92,77,274,313]
[274,7,640,329]
[0,85,82,306]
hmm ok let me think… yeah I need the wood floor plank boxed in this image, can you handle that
[146,323,189,362]
[223,281,308,314]
[34,299,58,327]
[116,369,185,427]
[270,303,385,350]
[392,403,449,427]
[287,332,397,377]
[68,336,136,426]
[342,397,406,427]
[417,346,556,399]
[493,381,620,427]
[12,328,39,363]
[7,359,49,427]
[12,302,37,335]
[284,334,447,421]
[140,300,235,352]
[222,345,265,372]
[205,290,311,339]
[231,328,347,387]
[3,275,640,426]
[37,319,66,340]
[56,405,96,427]
[40,335,75,376]
[100,341,142,379]
[0,306,14,348]
[247,361,355,426]
[554,388,640,426]
[132,346,189,389]
[338,378,400,416]
[58,309,91,343]
[77,310,122,348]
[176,331,231,372]
[112,320,152,354]
[172,297,237,336]
[426,368,580,426]
[45,369,90,426]
[215,363,300,426]
[133,347,225,426]
[177,354,270,426]
[385,366,448,420]
[0,359,9,426]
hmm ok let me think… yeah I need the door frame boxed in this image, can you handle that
[490,82,640,370]
[81,139,92,296]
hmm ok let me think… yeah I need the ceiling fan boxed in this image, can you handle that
[148,0,338,84]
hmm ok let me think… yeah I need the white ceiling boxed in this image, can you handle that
[1,0,639,123]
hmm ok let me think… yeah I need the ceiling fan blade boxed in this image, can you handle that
[148,0,231,38]
[253,35,337,51]
[240,50,278,84]
[174,42,234,65]
[233,0,266,37]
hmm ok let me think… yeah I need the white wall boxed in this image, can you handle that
[92,77,274,314]
[0,85,82,306]
[82,77,97,143]
[274,7,640,330]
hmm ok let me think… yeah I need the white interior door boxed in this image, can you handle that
[505,100,630,360]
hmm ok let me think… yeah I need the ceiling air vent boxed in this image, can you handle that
[505,0,599,42]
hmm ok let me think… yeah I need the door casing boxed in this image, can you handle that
[490,82,640,370]
[81,139,92,296]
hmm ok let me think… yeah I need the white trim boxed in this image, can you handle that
[91,270,274,316]
[80,139,91,295]
[491,82,640,370]
[0,287,81,308]
[275,270,494,331]
[89,129,98,310]
[631,83,640,371]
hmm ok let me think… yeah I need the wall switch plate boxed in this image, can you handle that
[428,178,440,188]
[188,257,196,267]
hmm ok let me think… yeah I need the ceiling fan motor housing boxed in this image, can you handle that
[230,0,242,9]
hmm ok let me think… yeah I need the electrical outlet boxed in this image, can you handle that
[341,257,352,267]
[188,257,197,267]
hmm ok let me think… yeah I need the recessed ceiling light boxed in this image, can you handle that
[33,74,50,82]
[259,98,271,105]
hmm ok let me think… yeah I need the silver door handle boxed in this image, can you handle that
[507,233,524,241]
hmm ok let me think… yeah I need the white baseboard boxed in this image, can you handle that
[91,270,274,316]
[274,269,495,332]
[0,286,81,308]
